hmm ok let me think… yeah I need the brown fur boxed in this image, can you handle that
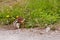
[16,17,25,28]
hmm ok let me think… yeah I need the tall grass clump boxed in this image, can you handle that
[0,0,60,28]
[24,0,60,28]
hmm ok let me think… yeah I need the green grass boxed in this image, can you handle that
[0,0,60,28]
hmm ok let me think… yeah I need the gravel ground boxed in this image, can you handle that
[0,28,60,40]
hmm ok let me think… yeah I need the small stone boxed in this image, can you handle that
[45,27,51,32]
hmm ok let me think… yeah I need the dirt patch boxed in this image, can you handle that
[0,0,28,7]
[0,25,17,30]
[0,28,60,40]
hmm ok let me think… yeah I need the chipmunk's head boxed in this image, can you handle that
[17,17,25,23]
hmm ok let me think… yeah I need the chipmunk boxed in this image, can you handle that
[13,17,25,29]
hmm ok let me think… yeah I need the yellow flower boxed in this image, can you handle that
[16,16,19,18]
[6,15,10,18]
